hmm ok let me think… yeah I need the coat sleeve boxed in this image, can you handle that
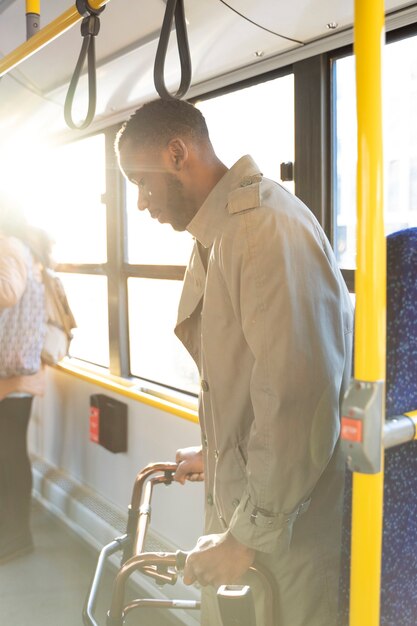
[222,202,351,553]
[0,237,28,309]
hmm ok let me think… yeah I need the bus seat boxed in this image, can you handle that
[339,227,417,626]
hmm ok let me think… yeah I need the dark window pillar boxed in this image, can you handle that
[294,54,331,239]
[105,129,130,377]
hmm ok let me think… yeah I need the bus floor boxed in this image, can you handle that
[0,499,182,626]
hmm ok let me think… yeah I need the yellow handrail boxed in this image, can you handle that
[56,361,199,425]
[350,1,385,625]
[0,0,110,79]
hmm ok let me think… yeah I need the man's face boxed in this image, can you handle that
[119,139,195,232]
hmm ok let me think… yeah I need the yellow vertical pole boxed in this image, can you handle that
[350,1,386,625]
[26,0,40,12]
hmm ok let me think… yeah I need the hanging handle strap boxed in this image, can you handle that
[64,1,105,130]
[154,0,192,100]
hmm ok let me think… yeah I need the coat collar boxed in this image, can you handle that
[186,155,262,248]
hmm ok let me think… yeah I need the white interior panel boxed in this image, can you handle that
[29,367,204,552]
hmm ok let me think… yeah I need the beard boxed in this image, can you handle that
[164,174,196,231]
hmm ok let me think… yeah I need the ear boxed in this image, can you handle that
[166,138,189,171]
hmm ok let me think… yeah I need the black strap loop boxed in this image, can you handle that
[76,0,105,17]
[64,12,102,130]
[154,0,192,100]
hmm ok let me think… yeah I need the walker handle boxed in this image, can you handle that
[217,584,256,626]
[175,549,188,571]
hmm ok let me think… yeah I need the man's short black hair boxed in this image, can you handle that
[116,99,209,154]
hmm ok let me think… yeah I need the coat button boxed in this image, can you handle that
[203,434,208,448]
[232,499,240,508]
[201,379,209,392]
[214,449,219,460]
[207,494,214,505]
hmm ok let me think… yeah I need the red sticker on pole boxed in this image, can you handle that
[341,417,363,442]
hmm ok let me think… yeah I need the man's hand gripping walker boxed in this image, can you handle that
[83,462,277,626]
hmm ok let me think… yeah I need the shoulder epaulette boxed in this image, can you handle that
[227,174,263,215]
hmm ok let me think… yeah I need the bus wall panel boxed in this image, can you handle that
[28,367,204,553]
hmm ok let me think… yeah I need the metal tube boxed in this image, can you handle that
[124,599,200,615]
[130,462,177,510]
[83,536,129,626]
[26,0,40,39]
[133,480,154,555]
[383,416,416,449]
[26,13,40,39]
[0,0,110,79]
[350,1,385,625]
[249,563,278,626]
[133,475,169,555]
[108,553,178,620]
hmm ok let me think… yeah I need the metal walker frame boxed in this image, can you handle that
[83,462,277,626]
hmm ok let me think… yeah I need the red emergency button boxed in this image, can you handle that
[89,406,100,443]
[341,417,363,442]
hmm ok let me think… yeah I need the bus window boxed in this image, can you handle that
[10,133,111,368]
[125,176,197,394]
[196,73,295,193]
[128,277,199,394]
[39,133,107,264]
[333,35,417,270]
[60,273,110,368]
[333,54,356,269]
[125,182,194,265]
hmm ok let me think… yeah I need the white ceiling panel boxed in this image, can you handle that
[1,0,416,94]
[0,0,416,141]
[44,0,300,129]
[0,0,168,92]
[225,0,417,43]
[224,0,354,42]
[385,0,417,12]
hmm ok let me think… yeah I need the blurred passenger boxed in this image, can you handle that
[0,197,51,563]
[115,100,353,626]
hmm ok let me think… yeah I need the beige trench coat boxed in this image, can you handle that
[175,156,354,626]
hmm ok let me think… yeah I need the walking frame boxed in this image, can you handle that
[83,461,277,626]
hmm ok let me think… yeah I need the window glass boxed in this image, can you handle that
[333,56,357,268]
[333,36,417,269]
[196,74,295,193]
[125,182,194,265]
[34,134,107,264]
[59,273,109,368]
[128,278,199,394]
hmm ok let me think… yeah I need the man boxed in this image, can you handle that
[116,98,353,625]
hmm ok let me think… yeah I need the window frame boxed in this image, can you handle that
[329,22,417,292]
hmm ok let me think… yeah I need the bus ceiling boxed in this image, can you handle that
[0,0,415,139]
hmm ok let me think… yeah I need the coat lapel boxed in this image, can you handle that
[174,243,206,366]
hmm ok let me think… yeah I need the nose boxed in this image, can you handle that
[137,189,149,212]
